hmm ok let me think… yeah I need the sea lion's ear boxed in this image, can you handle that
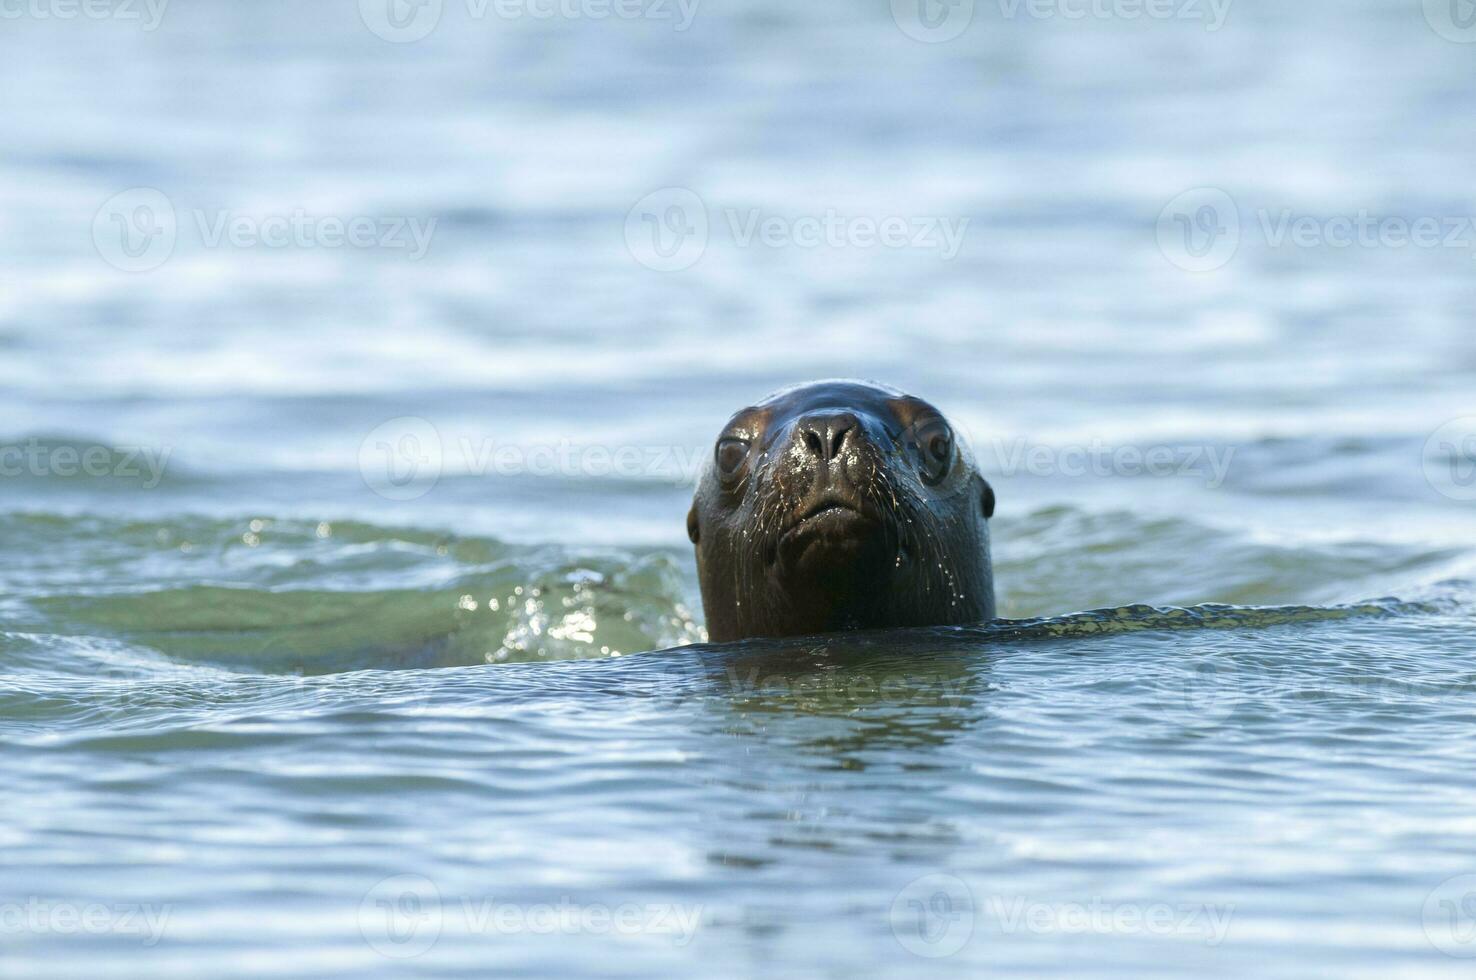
[980,477,996,519]
[687,503,701,544]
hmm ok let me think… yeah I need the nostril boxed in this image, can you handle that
[829,424,850,460]
[797,410,861,460]
[797,413,861,461]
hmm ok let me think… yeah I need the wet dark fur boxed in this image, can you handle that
[688,381,996,642]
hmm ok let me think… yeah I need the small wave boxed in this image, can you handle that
[963,593,1457,641]
[997,505,1464,616]
[1,513,704,674]
[658,590,1460,661]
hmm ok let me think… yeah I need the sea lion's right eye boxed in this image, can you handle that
[715,438,750,476]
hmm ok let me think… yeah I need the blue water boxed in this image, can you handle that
[3,0,1476,975]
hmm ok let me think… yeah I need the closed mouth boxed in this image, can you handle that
[764,499,880,567]
[796,502,855,524]
[787,499,870,533]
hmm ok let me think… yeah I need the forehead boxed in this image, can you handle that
[759,381,899,415]
[727,381,941,430]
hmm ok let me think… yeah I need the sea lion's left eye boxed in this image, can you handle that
[918,423,952,485]
[715,438,750,477]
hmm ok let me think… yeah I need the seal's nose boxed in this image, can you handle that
[797,411,859,461]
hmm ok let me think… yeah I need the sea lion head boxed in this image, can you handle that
[687,380,996,642]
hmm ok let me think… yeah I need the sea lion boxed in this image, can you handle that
[687,380,996,642]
